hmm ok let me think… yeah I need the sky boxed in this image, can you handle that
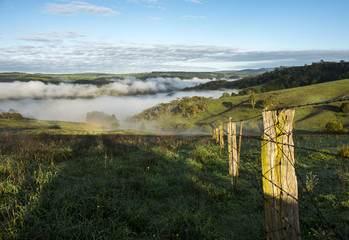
[1,0,349,73]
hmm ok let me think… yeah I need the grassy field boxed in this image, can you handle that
[0,77,349,239]
[201,79,349,131]
[0,131,348,239]
[143,78,349,133]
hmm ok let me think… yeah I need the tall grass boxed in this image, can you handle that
[0,132,348,239]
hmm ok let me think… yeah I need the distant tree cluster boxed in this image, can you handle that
[0,112,24,120]
[86,111,120,129]
[237,61,349,91]
[183,61,349,93]
[324,120,348,133]
[133,96,210,121]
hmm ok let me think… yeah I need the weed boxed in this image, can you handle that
[304,171,319,194]
[338,145,349,158]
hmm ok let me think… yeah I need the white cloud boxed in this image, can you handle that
[186,0,202,4]
[17,37,63,43]
[44,1,120,16]
[127,0,157,3]
[181,15,205,19]
[43,30,87,38]
[148,16,162,21]
[1,40,349,73]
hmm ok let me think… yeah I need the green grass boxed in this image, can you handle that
[146,79,349,133]
[0,132,348,239]
[199,79,349,130]
[132,79,349,134]
[0,119,167,136]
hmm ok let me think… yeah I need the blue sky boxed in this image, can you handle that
[1,0,349,73]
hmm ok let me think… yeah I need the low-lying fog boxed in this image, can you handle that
[0,78,237,124]
[0,77,219,99]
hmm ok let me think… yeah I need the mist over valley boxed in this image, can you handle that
[0,76,236,124]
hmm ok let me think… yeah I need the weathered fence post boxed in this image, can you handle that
[212,128,216,140]
[227,119,239,190]
[262,110,300,240]
[227,118,233,174]
[237,120,243,164]
[215,127,219,144]
[234,120,243,189]
[219,124,224,154]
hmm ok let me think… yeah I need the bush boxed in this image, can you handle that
[262,95,278,110]
[0,112,24,120]
[324,121,343,133]
[160,122,177,131]
[221,92,231,98]
[339,102,349,113]
[222,102,233,108]
[86,111,120,129]
[338,145,349,158]
[176,122,195,131]
[200,124,212,132]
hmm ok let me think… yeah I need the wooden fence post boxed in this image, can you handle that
[227,118,233,175]
[215,127,219,144]
[219,124,224,154]
[212,128,216,140]
[262,110,300,240]
[234,120,243,190]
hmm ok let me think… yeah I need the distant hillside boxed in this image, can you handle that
[215,68,274,75]
[183,61,349,92]
[133,78,349,133]
[0,71,254,84]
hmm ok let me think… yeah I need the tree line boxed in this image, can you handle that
[183,61,349,93]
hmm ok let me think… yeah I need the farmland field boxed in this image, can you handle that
[1,131,348,239]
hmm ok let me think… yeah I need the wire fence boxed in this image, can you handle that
[210,97,349,240]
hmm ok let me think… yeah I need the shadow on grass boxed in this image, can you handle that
[296,111,322,124]
[12,135,265,240]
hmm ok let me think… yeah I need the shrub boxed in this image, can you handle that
[339,102,349,113]
[0,112,24,120]
[221,92,230,98]
[200,124,212,131]
[262,95,278,110]
[222,102,233,108]
[160,122,177,131]
[338,145,349,158]
[324,121,343,133]
[176,122,195,131]
[86,111,119,129]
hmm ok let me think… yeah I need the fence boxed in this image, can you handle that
[211,97,349,240]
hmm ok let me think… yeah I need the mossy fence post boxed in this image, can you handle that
[262,109,301,240]
[219,124,224,154]
[227,118,238,190]
[215,127,219,144]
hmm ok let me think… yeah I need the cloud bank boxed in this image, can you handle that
[0,77,213,100]
[1,35,349,73]
[44,1,120,16]
[0,90,228,122]
[2,26,349,73]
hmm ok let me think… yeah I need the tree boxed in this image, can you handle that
[339,102,349,113]
[249,94,257,109]
[221,92,230,98]
[324,121,343,133]
[262,95,277,110]
[86,111,120,129]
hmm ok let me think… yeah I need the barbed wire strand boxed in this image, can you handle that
[211,97,349,126]
[213,125,346,239]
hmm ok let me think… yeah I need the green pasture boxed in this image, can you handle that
[0,132,348,239]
